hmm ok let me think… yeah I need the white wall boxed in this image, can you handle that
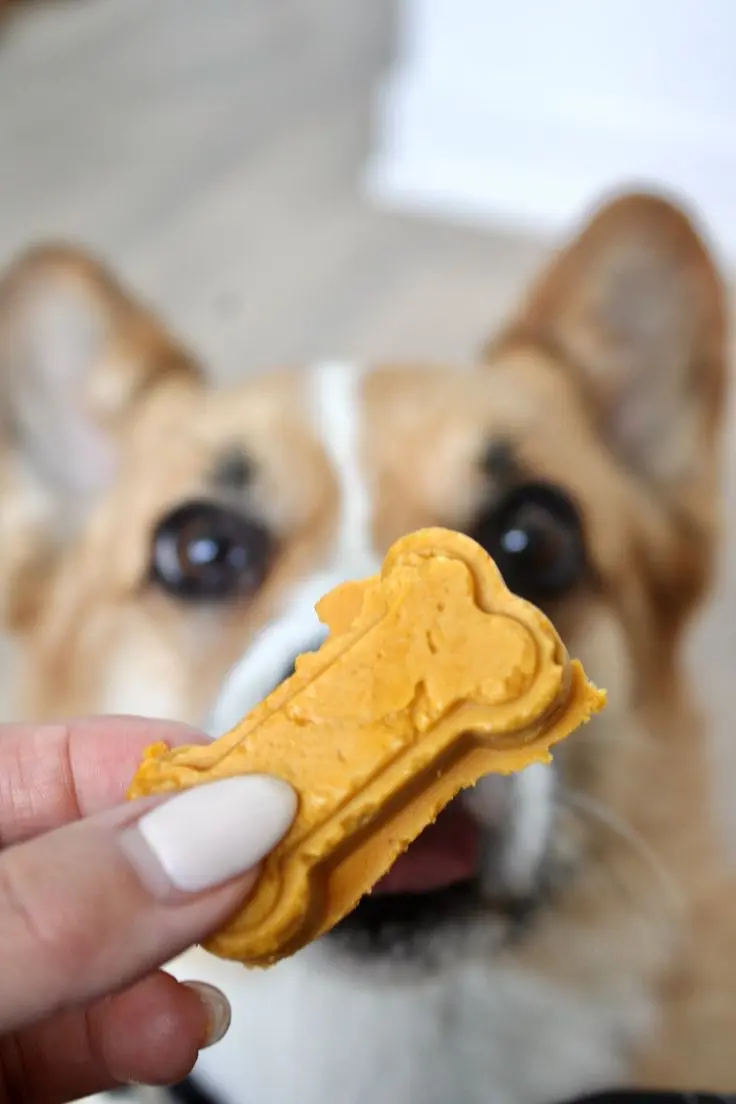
[367,0,736,265]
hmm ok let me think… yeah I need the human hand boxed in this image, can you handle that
[0,717,296,1103]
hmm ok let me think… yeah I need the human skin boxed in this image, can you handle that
[0,716,295,1103]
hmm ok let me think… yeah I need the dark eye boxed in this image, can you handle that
[469,482,585,600]
[151,501,272,601]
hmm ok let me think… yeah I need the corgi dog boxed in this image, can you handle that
[0,191,733,1104]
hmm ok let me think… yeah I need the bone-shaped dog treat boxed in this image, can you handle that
[128,528,605,966]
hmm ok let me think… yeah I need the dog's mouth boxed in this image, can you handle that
[329,796,522,954]
[328,758,558,956]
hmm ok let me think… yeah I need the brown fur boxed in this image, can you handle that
[0,191,733,1094]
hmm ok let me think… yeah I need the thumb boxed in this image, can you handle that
[0,774,296,1033]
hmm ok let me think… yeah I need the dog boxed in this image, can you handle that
[0,190,734,1104]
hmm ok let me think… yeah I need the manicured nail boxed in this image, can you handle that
[184,981,232,1048]
[122,775,297,896]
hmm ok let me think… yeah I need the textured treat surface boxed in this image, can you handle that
[129,528,606,966]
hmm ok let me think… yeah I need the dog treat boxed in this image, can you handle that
[128,528,605,966]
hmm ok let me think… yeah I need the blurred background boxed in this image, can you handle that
[0,0,734,835]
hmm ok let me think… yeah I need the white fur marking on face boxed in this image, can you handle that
[207,362,381,736]
[502,762,555,896]
[464,764,555,900]
[176,940,647,1104]
[309,360,376,569]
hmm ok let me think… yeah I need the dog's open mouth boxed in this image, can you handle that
[330,801,488,951]
[370,803,481,896]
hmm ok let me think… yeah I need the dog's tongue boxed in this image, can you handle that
[372,804,480,895]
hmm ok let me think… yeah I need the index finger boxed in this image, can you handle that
[0,717,208,846]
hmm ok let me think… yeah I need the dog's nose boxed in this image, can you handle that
[279,636,325,684]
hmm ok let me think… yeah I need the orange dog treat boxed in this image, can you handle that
[128,528,605,966]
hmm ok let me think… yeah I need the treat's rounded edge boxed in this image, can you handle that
[383,528,505,589]
[381,530,570,658]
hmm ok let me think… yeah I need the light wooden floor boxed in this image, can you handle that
[1,0,735,844]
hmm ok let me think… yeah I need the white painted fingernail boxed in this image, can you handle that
[184,981,232,1048]
[122,775,297,895]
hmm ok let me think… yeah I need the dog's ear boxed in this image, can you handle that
[487,192,727,531]
[0,244,203,512]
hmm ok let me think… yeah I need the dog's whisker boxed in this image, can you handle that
[558,787,685,920]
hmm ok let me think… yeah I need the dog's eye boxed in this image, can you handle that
[470,483,585,600]
[151,501,272,601]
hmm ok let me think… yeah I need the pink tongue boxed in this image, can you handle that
[372,805,480,895]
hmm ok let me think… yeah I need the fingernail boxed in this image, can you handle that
[184,980,232,1048]
[122,775,297,896]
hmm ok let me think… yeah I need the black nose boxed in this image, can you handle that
[279,636,325,684]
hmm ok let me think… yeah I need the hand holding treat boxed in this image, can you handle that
[129,528,606,967]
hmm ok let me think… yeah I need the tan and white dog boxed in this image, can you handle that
[0,191,734,1104]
